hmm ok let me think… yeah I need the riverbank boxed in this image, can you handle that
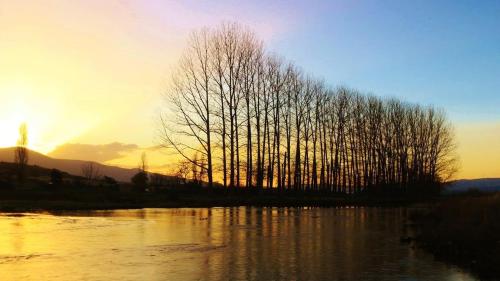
[409,192,500,280]
[0,187,432,212]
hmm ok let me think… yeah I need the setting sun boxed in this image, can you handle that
[0,84,39,148]
[0,83,96,153]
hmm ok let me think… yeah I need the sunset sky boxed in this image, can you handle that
[0,0,499,179]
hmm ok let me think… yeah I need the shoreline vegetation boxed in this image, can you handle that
[408,192,500,280]
[0,161,442,213]
[0,184,435,212]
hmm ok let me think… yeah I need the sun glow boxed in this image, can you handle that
[0,84,94,154]
[0,84,54,152]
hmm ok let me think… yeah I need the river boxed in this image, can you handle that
[0,207,476,281]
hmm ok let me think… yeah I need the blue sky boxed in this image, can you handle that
[265,0,500,122]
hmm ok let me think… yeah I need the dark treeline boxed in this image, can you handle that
[160,23,457,194]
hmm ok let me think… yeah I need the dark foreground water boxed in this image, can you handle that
[0,208,476,281]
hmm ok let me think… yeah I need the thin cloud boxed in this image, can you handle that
[48,142,139,162]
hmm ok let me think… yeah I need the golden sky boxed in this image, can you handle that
[0,1,181,153]
[0,0,289,149]
[0,1,498,179]
[455,122,500,179]
[0,0,291,173]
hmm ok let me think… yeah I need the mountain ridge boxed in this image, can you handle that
[0,147,140,182]
[446,178,500,193]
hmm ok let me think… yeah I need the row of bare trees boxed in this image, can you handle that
[160,23,457,193]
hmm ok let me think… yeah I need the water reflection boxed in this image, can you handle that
[0,208,476,281]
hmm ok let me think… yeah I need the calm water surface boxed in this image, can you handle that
[0,207,476,281]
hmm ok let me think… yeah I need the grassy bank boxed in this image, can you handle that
[410,192,500,280]
[0,162,440,212]
[0,185,429,212]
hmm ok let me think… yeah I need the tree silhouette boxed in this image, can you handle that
[81,162,100,185]
[14,123,29,182]
[132,152,149,191]
[131,171,148,192]
[140,151,148,173]
[160,23,458,194]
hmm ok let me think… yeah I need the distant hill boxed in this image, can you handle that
[0,147,141,182]
[445,178,500,193]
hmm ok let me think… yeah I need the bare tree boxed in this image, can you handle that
[139,152,148,173]
[175,160,191,183]
[14,123,29,182]
[81,162,100,185]
[160,28,214,188]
